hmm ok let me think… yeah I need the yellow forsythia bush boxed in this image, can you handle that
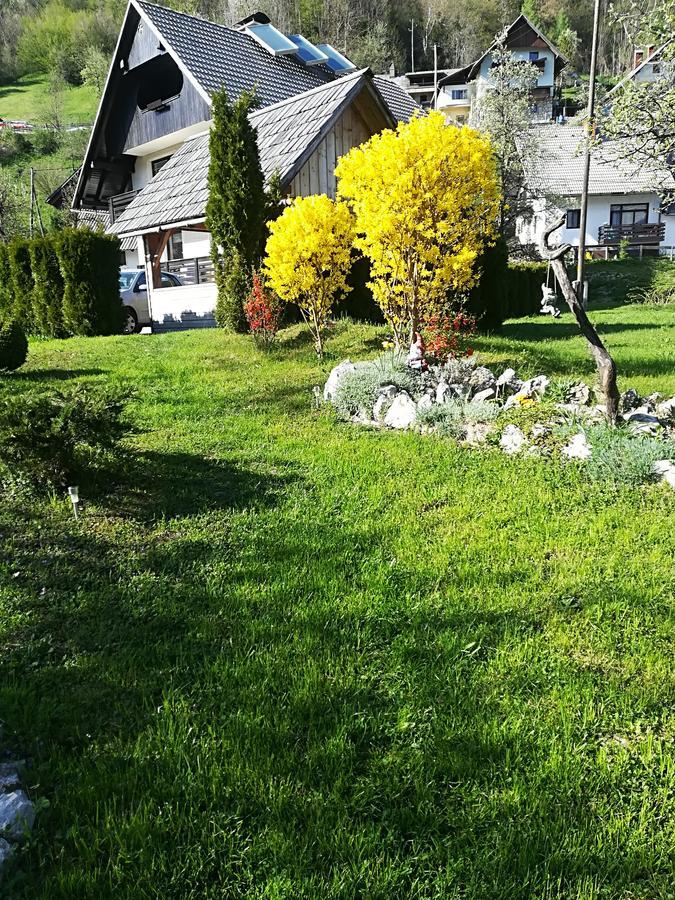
[264,195,354,356]
[336,111,500,348]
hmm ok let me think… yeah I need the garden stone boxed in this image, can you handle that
[531,424,551,440]
[0,837,13,868]
[464,422,493,446]
[473,387,496,403]
[656,397,675,420]
[436,380,450,404]
[520,375,550,398]
[565,383,591,405]
[623,408,661,431]
[500,424,528,455]
[373,394,392,421]
[377,384,398,400]
[0,768,19,791]
[323,360,356,402]
[384,392,417,429]
[468,366,496,395]
[0,790,35,840]
[652,460,675,488]
[495,368,521,395]
[621,388,641,412]
[562,432,592,460]
[449,383,470,400]
[417,395,434,412]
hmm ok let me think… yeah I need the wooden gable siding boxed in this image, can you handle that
[289,104,372,199]
[123,73,210,153]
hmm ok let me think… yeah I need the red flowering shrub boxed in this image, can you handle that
[422,311,476,363]
[244,274,282,349]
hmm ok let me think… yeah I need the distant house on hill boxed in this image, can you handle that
[388,14,567,125]
[62,0,416,332]
[516,125,675,258]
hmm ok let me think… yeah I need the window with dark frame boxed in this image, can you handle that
[151,155,171,177]
[529,51,539,61]
[609,203,649,227]
[167,232,183,261]
[566,209,581,229]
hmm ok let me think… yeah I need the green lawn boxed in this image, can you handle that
[1,306,674,898]
[0,74,98,125]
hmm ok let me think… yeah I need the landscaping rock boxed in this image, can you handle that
[652,460,675,488]
[495,368,520,395]
[624,408,662,434]
[384,392,417,429]
[468,366,496,396]
[0,790,35,841]
[562,432,592,460]
[464,422,493,446]
[520,375,550,398]
[621,388,641,412]
[565,382,592,405]
[0,768,20,791]
[373,394,392,421]
[436,380,450,404]
[377,384,398,400]
[417,395,434,412]
[473,387,496,403]
[500,424,528,455]
[531,423,551,440]
[656,397,675,420]
[323,360,356,402]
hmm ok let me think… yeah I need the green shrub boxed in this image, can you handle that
[57,229,122,336]
[584,424,675,487]
[8,238,35,330]
[333,352,425,418]
[0,319,28,371]
[0,243,13,320]
[465,238,508,332]
[30,128,61,156]
[30,235,65,337]
[0,385,130,488]
[503,261,547,319]
[214,249,250,332]
[417,399,500,437]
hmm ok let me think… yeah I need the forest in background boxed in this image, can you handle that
[0,0,668,93]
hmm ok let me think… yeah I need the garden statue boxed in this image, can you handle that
[540,284,561,318]
[407,332,428,372]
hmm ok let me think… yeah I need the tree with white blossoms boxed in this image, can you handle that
[603,0,675,203]
[471,40,541,248]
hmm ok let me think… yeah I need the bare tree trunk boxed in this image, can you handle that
[539,215,620,425]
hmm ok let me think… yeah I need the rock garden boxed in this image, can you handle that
[323,351,675,488]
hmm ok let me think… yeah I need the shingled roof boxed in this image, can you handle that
[524,125,675,197]
[109,71,394,237]
[136,1,335,108]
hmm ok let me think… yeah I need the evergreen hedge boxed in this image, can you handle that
[503,261,547,319]
[56,229,122,336]
[8,239,35,330]
[0,319,28,371]
[0,243,13,321]
[30,236,65,337]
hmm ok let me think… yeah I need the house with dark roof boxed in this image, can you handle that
[516,125,675,258]
[385,14,567,126]
[69,0,416,331]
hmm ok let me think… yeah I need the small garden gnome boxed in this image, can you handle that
[407,331,429,372]
[540,284,561,318]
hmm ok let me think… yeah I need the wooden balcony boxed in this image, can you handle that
[165,256,215,285]
[598,222,665,245]
[108,190,139,224]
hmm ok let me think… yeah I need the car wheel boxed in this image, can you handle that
[123,306,139,334]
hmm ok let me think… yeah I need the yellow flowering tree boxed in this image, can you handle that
[336,111,500,348]
[264,195,353,357]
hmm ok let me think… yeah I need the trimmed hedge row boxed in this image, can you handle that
[0,230,122,337]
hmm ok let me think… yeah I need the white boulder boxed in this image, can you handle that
[565,382,592,406]
[417,394,434,412]
[0,790,35,841]
[323,360,356,402]
[473,387,496,403]
[652,460,675,488]
[436,380,450,404]
[499,424,528,455]
[384,392,417,429]
[495,368,521,395]
[562,432,592,460]
[373,394,392,421]
[521,375,550,398]
[656,397,675,420]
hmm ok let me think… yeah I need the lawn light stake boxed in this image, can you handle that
[67,485,80,519]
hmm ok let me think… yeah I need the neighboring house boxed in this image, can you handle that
[385,14,567,125]
[66,0,416,331]
[516,125,675,258]
[606,40,674,97]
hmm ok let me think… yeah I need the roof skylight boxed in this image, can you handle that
[287,34,329,66]
[245,23,297,56]
[316,44,357,73]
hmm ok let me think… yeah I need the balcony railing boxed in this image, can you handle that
[598,222,665,245]
[165,256,215,285]
[108,190,138,224]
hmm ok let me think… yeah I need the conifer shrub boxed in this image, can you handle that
[8,238,35,330]
[56,229,122,336]
[30,235,65,337]
[0,243,13,321]
[0,319,28,372]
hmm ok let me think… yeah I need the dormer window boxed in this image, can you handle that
[136,55,184,112]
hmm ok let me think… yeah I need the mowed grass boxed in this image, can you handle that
[0,74,98,125]
[1,305,674,899]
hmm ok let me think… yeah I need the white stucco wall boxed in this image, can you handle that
[477,48,555,92]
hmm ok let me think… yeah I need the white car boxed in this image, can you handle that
[119,268,182,333]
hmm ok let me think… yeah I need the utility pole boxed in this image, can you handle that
[433,44,438,109]
[576,0,601,308]
[410,19,415,73]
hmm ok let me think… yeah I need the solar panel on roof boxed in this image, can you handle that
[287,34,329,66]
[316,43,356,73]
[245,23,297,56]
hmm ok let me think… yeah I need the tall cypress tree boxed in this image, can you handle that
[206,89,266,332]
